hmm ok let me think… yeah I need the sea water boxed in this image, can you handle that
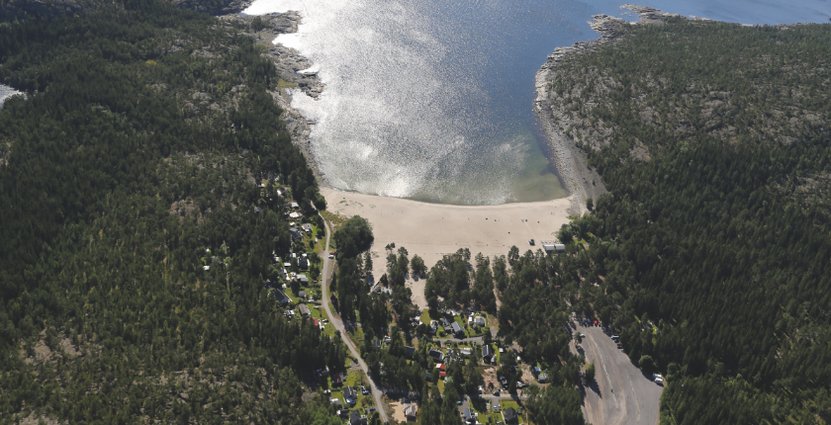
[244,0,830,205]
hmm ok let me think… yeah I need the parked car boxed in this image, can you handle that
[528,239,535,246]
[653,373,664,386]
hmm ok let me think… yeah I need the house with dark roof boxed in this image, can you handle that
[503,407,519,424]
[429,349,444,362]
[482,344,493,363]
[349,410,366,425]
[451,322,464,337]
[344,386,357,406]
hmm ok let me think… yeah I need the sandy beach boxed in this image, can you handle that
[322,187,575,307]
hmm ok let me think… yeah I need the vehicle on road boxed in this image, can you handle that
[653,373,664,386]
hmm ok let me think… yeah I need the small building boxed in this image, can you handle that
[273,289,290,306]
[290,201,300,209]
[289,227,302,241]
[542,242,566,253]
[301,223,312,233]
[435,363,447,379]
[298,256,309,270]
[503,407,519,424]
[473,315,486,328]
[296,274,309,285]
[482,345,493,363]
[298,290,307,299]
[462,406,475,424]
[349,410,365,425]
[429,349,444,362]
[344,386,357,406]
[298,304,311,317]
[404,403,418,420]
[451,322,464,337]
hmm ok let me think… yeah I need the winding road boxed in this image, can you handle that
[319,216,390,423]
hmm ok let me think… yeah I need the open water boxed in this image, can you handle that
[244,0,830,204]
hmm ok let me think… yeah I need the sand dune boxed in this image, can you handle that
[322,188,575,308]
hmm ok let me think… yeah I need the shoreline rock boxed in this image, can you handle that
[225,11,328,184]
[534,6,680,214]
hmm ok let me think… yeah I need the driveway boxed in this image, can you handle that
[574,324,662,425]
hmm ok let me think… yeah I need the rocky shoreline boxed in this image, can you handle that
[225,11,328,183]
[534,5,680,214]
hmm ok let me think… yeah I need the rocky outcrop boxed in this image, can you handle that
[227,12,327,182]
[534,6,681,214]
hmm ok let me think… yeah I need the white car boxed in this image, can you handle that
[653,373,664,386]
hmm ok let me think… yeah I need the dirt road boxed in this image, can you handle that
[576,324,662,425]
[319,217,390,423]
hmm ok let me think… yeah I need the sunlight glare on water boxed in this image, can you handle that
[243,0,830,204]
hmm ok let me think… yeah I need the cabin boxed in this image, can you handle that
[349,410,366,425]
[473,315,486,328]
[344,387,357,406]
[429,349,444,362]
[273,289,290,306]
[404,404,418,420]
[503,407,519,424]
[451,322,465,338]
[482,345,493,363]
[289,227,302,242]
[462,407,475,424]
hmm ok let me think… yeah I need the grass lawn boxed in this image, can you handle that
[351,327,365,349]
[321,210,348,234]
[420,309,432,325]
[478,411,502,425]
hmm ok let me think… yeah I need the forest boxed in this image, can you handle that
[0,1,342,423]
[544,17,831,424]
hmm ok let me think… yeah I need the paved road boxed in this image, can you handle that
[319,216,390,423]
[574,324,662,425]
